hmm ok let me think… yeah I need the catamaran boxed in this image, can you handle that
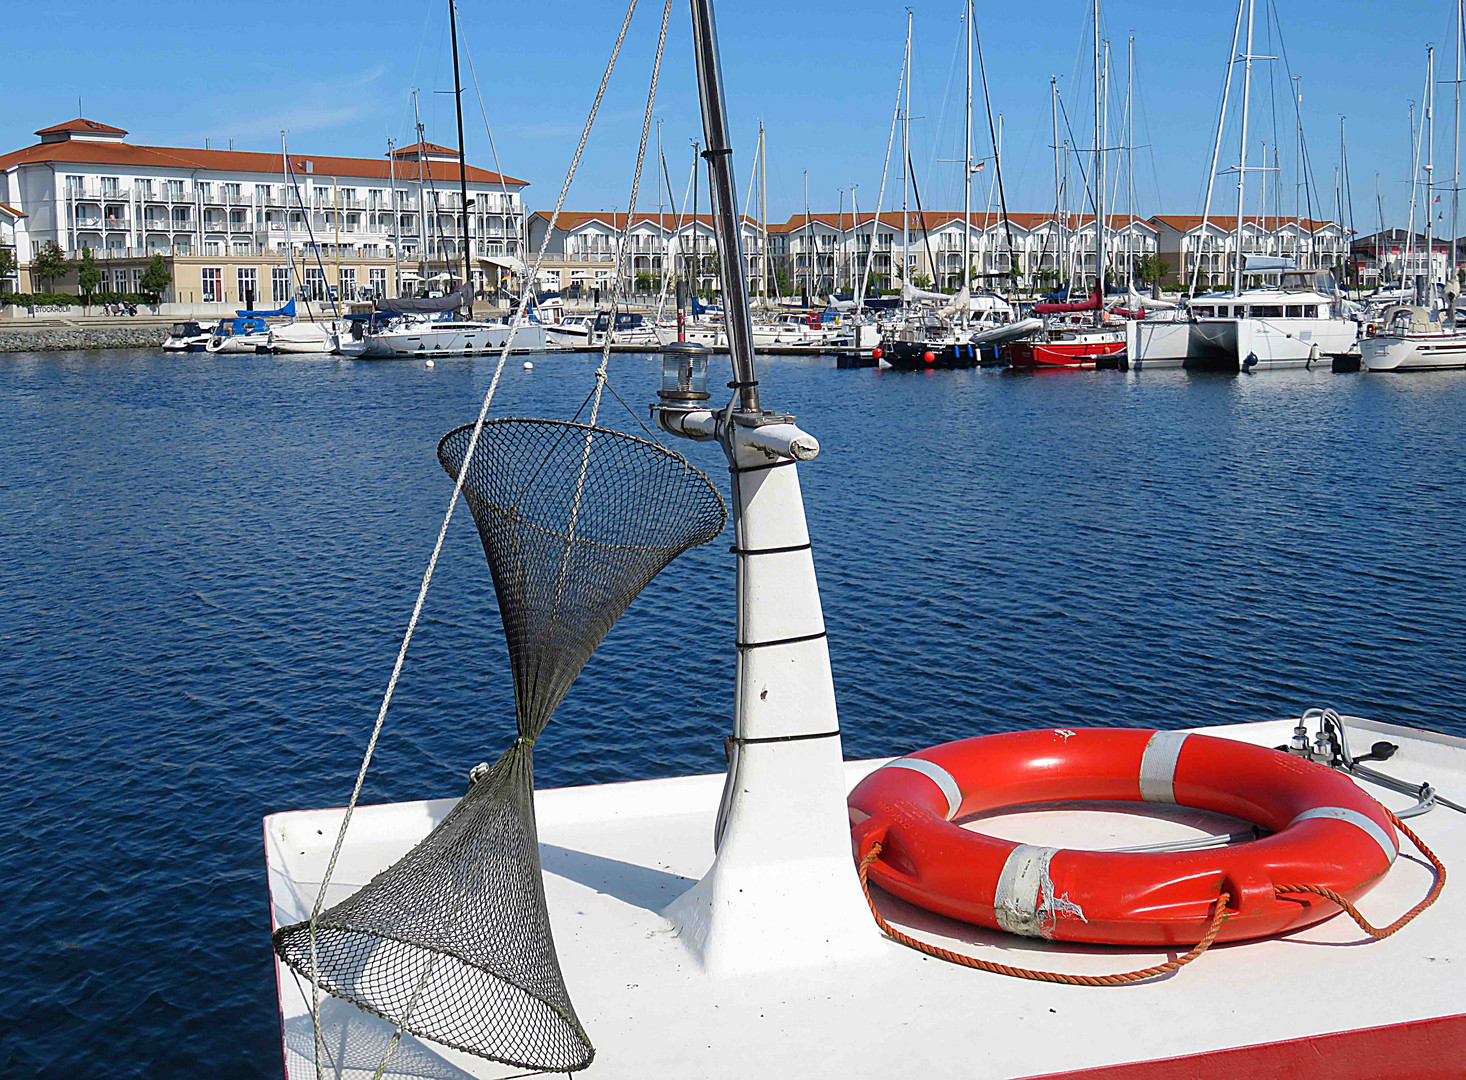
[263,3,1463,1079]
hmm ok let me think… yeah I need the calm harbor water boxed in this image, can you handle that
[4,348,1465,1077]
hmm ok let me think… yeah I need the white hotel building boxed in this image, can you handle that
[0,118,528,305]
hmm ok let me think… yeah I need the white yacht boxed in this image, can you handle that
[1128,268,1359,371]
[1362,304,1466,371]
[160,320,215,352]
[204,317,271,355]
[359,311,547,358]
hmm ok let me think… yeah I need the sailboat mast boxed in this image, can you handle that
[963,0,973,312]
[1094,0,1106,310]
[1233,0,1257,295]
[388,137,401,298]
[903,11,912,302]
[1428,44,1436,294]
[760,121,768,306]
[448,0,472,296]
[657,118,665,297]
[1455,0,1463,289]
[689,0,759,412]
[1127,35,1134,287]
[412,92,429,287]
[804,169,810,300]
[1051,77,1062,291]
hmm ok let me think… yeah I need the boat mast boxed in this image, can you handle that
[1127,35,1134,288]
[388,137,402,298]
[689,0,759,412]
[657,118,665,297]
[1094,0,1106,313]
[760,120,769,307]
[1052,77,1062,292]
[1456,0,1463,292]
[691,139,700,303]
[902,10,912,306]
[803,169,811,302]
[1232,0,1257,295]
[963,0,973,318]
[449,0,472,299]
[412,91,429,289]
[1428,44,1437,298]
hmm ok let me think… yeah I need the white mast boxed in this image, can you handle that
[1094,0,1106,309]
[1428,44,1437,296]
[1455,0,1463,289]
[1406,100,1420,289]
[1232,0,1257,295]
[1052,77,1062,291]
[902,10,912,304]
[388,137,401,298]
[1127,35,1135,287]
[412,90,430,285]
[963,0,973,316]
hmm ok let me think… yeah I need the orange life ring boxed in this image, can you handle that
[848,728,1398,947]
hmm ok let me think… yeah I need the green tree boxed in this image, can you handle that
[139,254,172,304]
[633,271,657,293]
[32,240,68,292]
[1133,254,1171,288]
[0,246,15,287]
[911,272,933,290]
[75,246,102,303]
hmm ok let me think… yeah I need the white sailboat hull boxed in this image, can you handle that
[1361,333,1466,371]
[1128,316,1357,370]
[359,322,548,358]
[268,322,339,355]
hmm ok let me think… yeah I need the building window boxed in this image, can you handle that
[101,176,120,196]
[237,267,258,306]
[66,174,84,196]
[304,266,326,300]
[198,182,213,202]
[202,267,223,303]
[272,266,293,303]
[204,240,222,256]
[166,180,185,200]
[369,267,387,296]
[130,269,143,293]
[137,180,153,199]
[339,268,357,300]
[224,183,241,202]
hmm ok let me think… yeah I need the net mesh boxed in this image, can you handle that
[274,418,727,1073]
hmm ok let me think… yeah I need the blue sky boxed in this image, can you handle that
[4,0,1460,230]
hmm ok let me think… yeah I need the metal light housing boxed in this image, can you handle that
[657,341,713,410]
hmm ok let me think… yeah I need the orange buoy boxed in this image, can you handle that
[848,728,1399,947]
[923,350,935,364]
[871,346,883,360]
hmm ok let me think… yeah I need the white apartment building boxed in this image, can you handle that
[0,118,528,303]
[1151,215,1349,290]
[777,212,1159,294]
[526,212,766,298]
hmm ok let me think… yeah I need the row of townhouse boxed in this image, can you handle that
[1348,228,1466,289]
[527,209,1350,297]
[0,119,530,305]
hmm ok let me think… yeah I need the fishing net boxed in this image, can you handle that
[274,418,727,1073]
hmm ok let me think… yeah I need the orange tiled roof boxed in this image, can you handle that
[0,201,26,219]
[0,137,526,187]
[1149,214,1337,233]
[530,210,758,231]
[35,118,128,137]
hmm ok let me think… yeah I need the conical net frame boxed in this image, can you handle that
[274,418,727,1073]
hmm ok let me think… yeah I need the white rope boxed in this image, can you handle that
[305,4,645,1077]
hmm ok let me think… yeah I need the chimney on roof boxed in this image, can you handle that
[205,138,210,150]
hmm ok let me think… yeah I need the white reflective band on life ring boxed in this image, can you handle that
[884,758,963,820]
[1289,806,1399,864]
[994,845,1059,939]
[1139,730,1190,803]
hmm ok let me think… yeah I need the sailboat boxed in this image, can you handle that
[1003,0,1127,370]
[1127,0,1359,371]
[1363,21,1466,372]
[359,1,547,359]
[263,2,1465,1078]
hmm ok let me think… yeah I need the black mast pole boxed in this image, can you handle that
[449,0,472,303]
[689,0,759,414]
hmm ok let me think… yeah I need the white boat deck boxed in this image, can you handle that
[266,717,1466,1079]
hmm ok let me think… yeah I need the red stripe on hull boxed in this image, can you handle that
[1005,340,1126,369]
[1023,1012,1466,1080]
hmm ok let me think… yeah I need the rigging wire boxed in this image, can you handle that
[301,4,648,1077]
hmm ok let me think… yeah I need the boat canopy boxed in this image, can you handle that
[236,298,295,319]
[1033,290,1102,314]
[374,283,475,314]
[1243,255,1298,273]
[901,282,952,303]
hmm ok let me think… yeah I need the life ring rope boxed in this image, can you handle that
[857,806,1444,984]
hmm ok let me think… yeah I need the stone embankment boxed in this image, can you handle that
[0,323,165,352]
